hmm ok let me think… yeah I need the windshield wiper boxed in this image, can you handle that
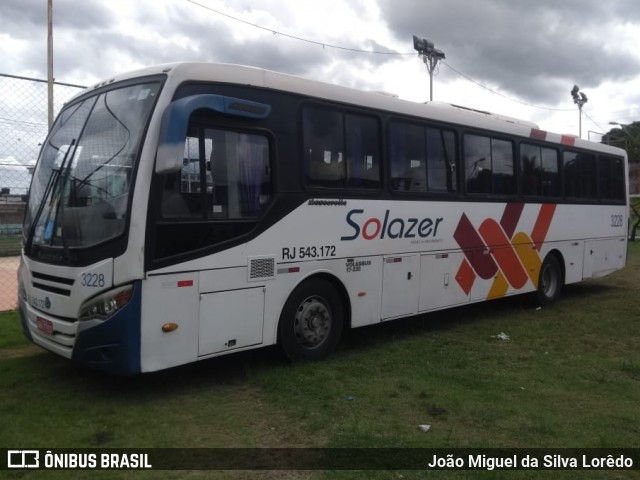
[25,139,77,253]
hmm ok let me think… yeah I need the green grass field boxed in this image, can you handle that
[1,243,639,479]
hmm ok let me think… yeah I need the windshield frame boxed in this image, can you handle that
[23,74,166,266]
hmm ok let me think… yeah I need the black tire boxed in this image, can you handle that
[278,278,344,361]
[536,254,563,306]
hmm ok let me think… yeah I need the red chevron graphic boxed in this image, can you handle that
[454,204,556,297]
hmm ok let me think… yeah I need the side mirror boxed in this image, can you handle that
[155,94,271,174]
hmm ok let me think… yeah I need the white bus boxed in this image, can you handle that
[18,63,628,374]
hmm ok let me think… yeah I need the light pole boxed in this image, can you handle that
[570,85,587,139]
[413,35,445,102]
[47,0,53,128]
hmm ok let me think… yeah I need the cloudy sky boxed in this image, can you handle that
[2,0,640,141]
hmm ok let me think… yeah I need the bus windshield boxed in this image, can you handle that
[24,82,161,252]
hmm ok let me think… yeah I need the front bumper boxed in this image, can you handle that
[18,281,142,375]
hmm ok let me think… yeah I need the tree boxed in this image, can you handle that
[601,121,640,241]
[631,197,640,242]
[601,121,640,164]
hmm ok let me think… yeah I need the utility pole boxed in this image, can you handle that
[47,0,53,128]
[570,84,587,139]
[413,35,445,102]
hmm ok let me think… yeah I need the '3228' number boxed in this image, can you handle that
[81,273,106,288]
[611,214,624,228]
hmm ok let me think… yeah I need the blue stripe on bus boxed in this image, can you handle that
[72,281,142,375]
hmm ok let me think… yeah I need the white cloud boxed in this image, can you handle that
[0,0,639,139]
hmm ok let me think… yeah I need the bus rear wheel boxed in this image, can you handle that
[278,278,344,361]
[536,254,563,306]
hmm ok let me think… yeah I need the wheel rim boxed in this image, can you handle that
[540,263,558,298]
[293,295,332,349]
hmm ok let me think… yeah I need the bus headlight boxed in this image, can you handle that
[79,285,133,322]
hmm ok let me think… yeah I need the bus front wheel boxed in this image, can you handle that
[536,254,563,306]
[278,278,344,361]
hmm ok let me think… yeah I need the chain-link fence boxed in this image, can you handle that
[0,73,85,311]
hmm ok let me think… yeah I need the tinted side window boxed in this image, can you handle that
[155,128,272,259]
[521,143,560,197]
[520,143,540,196]
[389,121,457,193]
[492,138,515,195]
[162,130,271,220]
[206,129,271,219]
[303,108,344,188]
[599,155,625,201]
[346,114,380,189]
[564,151,596,199]
[426,128,457,193]
[464,134,514,195]
[389,122,426,192]
[541,147,560,197]
[303,106,380,189]
[465,134,491,194]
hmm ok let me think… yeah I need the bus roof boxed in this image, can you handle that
[78,62,626,157]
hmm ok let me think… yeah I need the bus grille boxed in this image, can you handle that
[31,271,74,297]
[249,256,275,281]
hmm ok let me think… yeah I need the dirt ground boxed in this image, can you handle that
[0,256,19,312]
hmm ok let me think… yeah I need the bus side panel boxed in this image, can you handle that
[583,237,627,278]
[546,240,584,285]
[419,251,471,311]
[140,273,200,372]
[340,256,383,328]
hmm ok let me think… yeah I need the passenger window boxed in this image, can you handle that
[427,128,457,193]
[541,147,560,197]
[345,114,380,189]
[521,143,560,197]
[389,123,426,192]
[303,106,380,189]
[491,138,515,195]
[464,135,492,194]
[464,134,514,195]
[389,122,457,193]
[564,151,596,199]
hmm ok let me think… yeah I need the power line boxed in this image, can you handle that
[186,0,413,56]
[582,110,607,133]
[185,0,588,114]
[441,62,574,112]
